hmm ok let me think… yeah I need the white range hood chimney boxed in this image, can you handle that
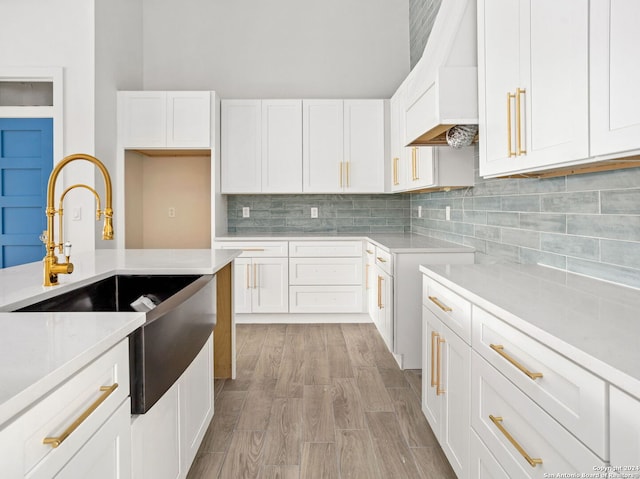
[404,0,478,147]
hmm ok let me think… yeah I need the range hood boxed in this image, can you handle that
[404,0,478,147]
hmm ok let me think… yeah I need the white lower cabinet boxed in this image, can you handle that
[234,257,289,313]
[422,305,471,479]
[371,266,393,349]
[469,430,510,479]
[471,352,605,478]
[610,386,640,466]
[131,335,214,479]
[0,340,130,479]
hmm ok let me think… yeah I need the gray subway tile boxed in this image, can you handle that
[501,195,541,212]
[541,191,599,214]
[601,189,640,214]
[475,225,501,242]
[473,196,502,211]
[540,233,600,260]
[568,214,640,241]
[463,210,487,225]
[567,257,640,290]
[519,248,567,270]
[463,236,487,254]
[601,239,640,270]
[486,241,520,263]
[519,213,566,233]
[501,228,540,249]
[518,176,566,194]
[471,179,519,196]
[487,211,520,227]
[566,166,640,192]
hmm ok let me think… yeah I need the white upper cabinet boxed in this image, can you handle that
[221,100,262,193]
[478,0,589,177]
[262,100,303,193]
[390,86,410,192]
[590,0,640,158]
[343,100,385,192]
[303,99,385,193]
[119,91,211,148]
[221,99,303,194]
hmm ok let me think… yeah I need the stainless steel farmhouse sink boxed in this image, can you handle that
[15,274,216,414]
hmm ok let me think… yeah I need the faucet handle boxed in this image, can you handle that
[64,241,72,258]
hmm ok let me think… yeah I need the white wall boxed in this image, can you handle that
[142,0,410,98]
[95,0,143,248]
[0,0,96,250]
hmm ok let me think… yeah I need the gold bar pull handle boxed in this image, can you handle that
[43,384,118,448]
[489,415,543,467]
[392,157,399,185]
[376,257,387,263]
[346,161,351,187]
[507,92,517,157]
[242,248,265,252]
[428,296,452,312]
[436,337,445,395]
[366,249,374,255]
[377,275,383,309]
[411,147,418,180]
[516,88,526,156]
[253,263,257,289]
[490,344,543,380]
[339,162,343,188]
[430,331,439,387]
[365,263,369,289]
[246,264,250,289]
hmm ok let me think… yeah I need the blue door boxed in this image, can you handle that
[0,118,53,268]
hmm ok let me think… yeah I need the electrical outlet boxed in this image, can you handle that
[168,207,176,218]
[242,207,250,218]
[445,206,451,221]
[310,207,318,218]
[72,207,82,221]
[418,206,422,218]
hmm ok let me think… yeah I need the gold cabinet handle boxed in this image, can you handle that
[376,256,387,263]
[43,384,118,448]
[339,162,343,188]
[489,415,543,467]
[430,331,439,387]
[428,296,452,312]
[516,88,526,155]
[411,147,418,180]
[377,275,383,309]
[507,92,517,157]
[365,263,369,289]
[366,249,374,254]
[436,337,445,395]
[242,248,265,252]
[346,161,351,187]
[392,157,399,185]
[246,263,250,289]
[490,344,543,380]
[253,263,257,289]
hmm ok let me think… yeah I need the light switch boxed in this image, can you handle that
[445,206,451,221]
[72,207,82,221]
[311,207,318,218]
[242,207,250,218]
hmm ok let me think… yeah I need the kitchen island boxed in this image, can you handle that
[0,248,239,478]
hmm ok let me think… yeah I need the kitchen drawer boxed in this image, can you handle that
[0,339,129,477]
[423,276,472,344]
[374,247,393,275]
[216,241,288,257]
[472,306,607,459]
[364,241,376,257]
[289,240,362,257]
[471,352,605,478]
[470,429,510,479]
[289,285,363,313]
[289,257,362,285]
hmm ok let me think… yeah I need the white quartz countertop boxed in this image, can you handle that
[215,232,475,254]
[419,263,640,399]
[0,248,239,427]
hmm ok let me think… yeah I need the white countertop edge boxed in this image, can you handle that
[0,313,145,428]
[419,265,640,400]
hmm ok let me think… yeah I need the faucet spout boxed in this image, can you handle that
[43,153,114,286]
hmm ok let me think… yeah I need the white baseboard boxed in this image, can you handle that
[235,313,372,324]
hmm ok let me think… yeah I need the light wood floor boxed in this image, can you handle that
[188,323,457,479]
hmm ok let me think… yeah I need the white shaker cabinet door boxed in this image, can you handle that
[262,99,302,193]
[252,257,289,313]
[303,100,344,193]
[343,100,385,193]
[120,91,167,147]
[221,100,262,193]
[590,0,640,157]
[610,386,640,466]
[166,92,211,148]
[233,258,252,314]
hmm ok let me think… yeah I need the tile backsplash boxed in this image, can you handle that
[227,194,410,234]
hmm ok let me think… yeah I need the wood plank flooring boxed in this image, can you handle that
[189,323,456,479]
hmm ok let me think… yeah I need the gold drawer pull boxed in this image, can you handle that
[428,296,452,312]
[489,344,542,381]
[436,337,445,395]
[43,383,118,448]
[430,331,438,387]
[490,344,543,380]
[242,248,265,252]
[489,415,543,467]
[376,257,387,263]
[245,264,250,289]
[377,275,383,309]
[366,249,374,254]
